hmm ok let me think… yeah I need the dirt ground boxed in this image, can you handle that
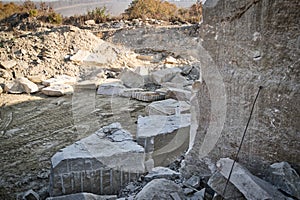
[0,89,149,199]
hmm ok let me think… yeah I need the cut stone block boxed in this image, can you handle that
[131,91,165,102]
[137,114,190,166]
[75,80,99,90]
[97,82,125,96]
[46,193,117,200]
[146,99,190,115]
[150,68,181,85]
[217,158,288,200]
[42,84,74,96]
[119,88,145,98]
[50,123,145,196]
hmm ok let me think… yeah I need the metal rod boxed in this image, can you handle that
[221,86,263,199]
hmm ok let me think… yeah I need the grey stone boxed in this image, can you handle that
[22,189,40,200]
[42,84,74,96]
[166,88,192,101]
[135,179,184,200]
[208,172,245,199]
[170,192,182,200]
[144,167,180,182]
[50,123,145,196]
[4,77,39,94]
[146,99,190,116]
[151,68,181,85]
[184,175,200,189]
[120,70,144,88]
[266,162,300,199]
[217,158,288,200]
[183,188,195,196]
[137,114,191,166]
[0,60,17,69]
[189,188,205,200]
[120,88,145,98]
[169,73,190,88]
[76,80,99,90]
[46,193,117,200]
[42,75,77,86]
[97,82,125,96]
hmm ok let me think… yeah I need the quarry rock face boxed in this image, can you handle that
[184,0,300,177]
[50,123,145,196]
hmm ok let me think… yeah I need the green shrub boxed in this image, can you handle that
[29,9,38,17]
[47,12,62,24]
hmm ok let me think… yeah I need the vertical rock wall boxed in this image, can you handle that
[185,0,300,176]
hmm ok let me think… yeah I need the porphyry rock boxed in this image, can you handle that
[217,158,288,200]
[135,178,184,200]
[266,162,300,199]
[50,123,145,196]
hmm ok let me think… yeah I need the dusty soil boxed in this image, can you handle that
[0,90,149,199]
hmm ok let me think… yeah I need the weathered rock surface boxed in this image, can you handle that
[137,114,191,166]
[217,158,288,200]
[4,77,39,94]
[165,87,192,101]
[144,167,180,182]
[266,162,300,199]
[146,99,190,116]
[50,123,145,196]
[151,67,181,85]
[134,178,185,200]
[42,84,74,96]
[46,193,117,200]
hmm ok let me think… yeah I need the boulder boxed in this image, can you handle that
[146,99,190,116]
[166,88,192,102]
[97,82,125,96]
[150,68,181,85]
[208,172,245,199]
[165,56,178,64]
[27,75,45,84]
[75,80,100,90]
[46,193,117,200]
[217,158,288,200]
[4,77,39,94]
[120,70,144,88]
[50,123,145,196]
[169,73,190,88]
[0,60,17,69]
[135,179,185,200]
[183,175,201,189]
[137,114,191,166]
[266,162,300,199]
[70,50,90,62]
[22,189,40,200]
[42,84,74,96]
[189,188,206,200]
[42,75,77,86]
[144,167,180,182]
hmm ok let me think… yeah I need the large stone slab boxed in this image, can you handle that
[43,75,77,86]
[217,158,288,200]
[135,178,185,200]
[165,87,192,102]
[137,114,191,166]
[266,162,300,199]
[146,99,190,115]
[208,172,245,199]
[50,123,145,196]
